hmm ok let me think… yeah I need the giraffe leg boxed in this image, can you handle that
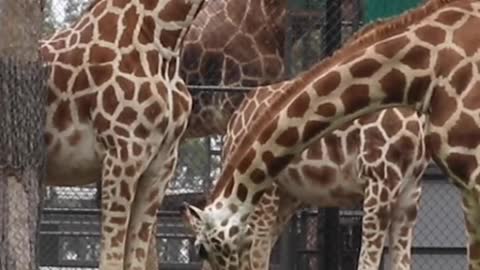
[251,189,301,270]
[99,147,151,270]
[357,181,391,270]
[388,183,422,270]
[146,220,159,270]
[246,187,281,270]
[248,237,273,270]
[125,147,179,270]
[461,186,480,270]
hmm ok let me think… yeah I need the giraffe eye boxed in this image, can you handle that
[197,243,209,260]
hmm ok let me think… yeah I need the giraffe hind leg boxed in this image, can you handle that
[357,179,391,270]
[146,221,159,270]
[99,146,152,270]
[461,186,480,270]
[125,146,180,270]
[388,181,422,270]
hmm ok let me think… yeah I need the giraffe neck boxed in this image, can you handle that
[181,0,288,138]
[53,0,205,60]
[85,0,204,59]
[209,0,468,225]
[185,91,249,138]
[141,0,205,56]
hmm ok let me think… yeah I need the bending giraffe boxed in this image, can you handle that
[179,2,427,269]
[251,110,427,270]
[39,0,205,269]
[212,18,423,270]
[185,13,428,270]
[182,0,480,269]
[186,101,429,270]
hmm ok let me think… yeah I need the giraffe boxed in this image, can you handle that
[184,16,425,270]
[181,0,480,269]
[39,0,205,269]
[180,0,287,139]
[185,106,429,270]
[181,0,363,139]
[183,8,420,269]
[213,20,417,270]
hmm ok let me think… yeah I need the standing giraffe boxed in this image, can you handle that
[182,0,480,269]
[186,99,428,270]
[39,0,205,269]
[181,0,287,138]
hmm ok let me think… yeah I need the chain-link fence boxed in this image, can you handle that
[0,1,48,269]
[32,0,468,270]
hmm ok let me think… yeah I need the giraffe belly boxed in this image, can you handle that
[284,181,364,207]
[46,127,102,187]
[277,162,365,207]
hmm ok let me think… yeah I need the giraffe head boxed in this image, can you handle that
[182,172,288,270]
[182,202,256,269]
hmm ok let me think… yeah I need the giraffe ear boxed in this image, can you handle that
[181,202,207,233]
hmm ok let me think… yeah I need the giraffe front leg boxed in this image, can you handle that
[146,221,159,270]
[249,187,301,270]
[462,187,480,270]
[357,181,391,270]
[125,147,179,270]
[246,187,281,270]
[99,147,149,270]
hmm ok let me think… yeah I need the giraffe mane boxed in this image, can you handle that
[209,0,461,201]
[301,0,459,83]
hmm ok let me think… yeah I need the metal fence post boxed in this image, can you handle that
[322,0,342,269]
[279,216,297,270]
[283,0,294,80]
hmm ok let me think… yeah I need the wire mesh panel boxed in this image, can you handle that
[284,0,363,76]
[0,0,48,269]
[0,58,48,270]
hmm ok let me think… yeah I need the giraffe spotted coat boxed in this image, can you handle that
[184,0,480,269]
[39,0,205,269]
[181,0,287,138]
[187,105,429,270]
